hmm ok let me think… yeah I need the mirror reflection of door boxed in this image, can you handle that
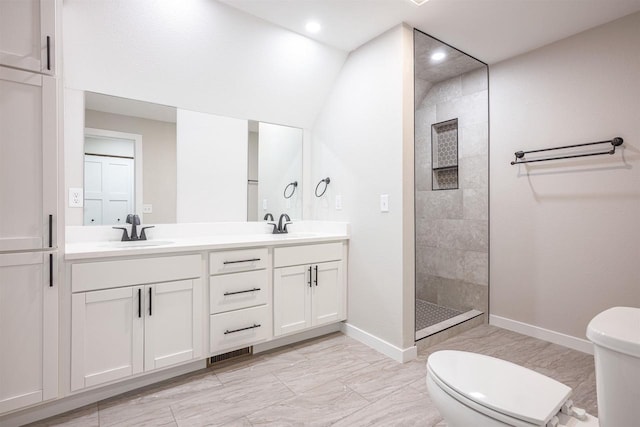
[83,130,139,225]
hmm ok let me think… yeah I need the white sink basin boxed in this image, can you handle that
[102,240,174,248]
[272,232,319,239]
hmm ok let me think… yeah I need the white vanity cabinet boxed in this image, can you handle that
[209,248,272,354]
[0,0,56,75]
[273,243,345,337]
[70,255,203,391]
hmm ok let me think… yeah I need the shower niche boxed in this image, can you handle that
[432,118,459,190]
[414,30,489,342]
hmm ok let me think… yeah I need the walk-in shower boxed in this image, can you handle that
[414,30,489,341]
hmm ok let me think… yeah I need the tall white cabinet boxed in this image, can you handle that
[0,5,58,413]
[0,0,56,75]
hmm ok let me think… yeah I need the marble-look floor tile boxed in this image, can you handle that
[221,417,253,427]
[214,348,307,384]
[248,380,368,426]
[171,373,294,426]
[26,404,99,427]
[340,357,426,402]
[332,378,443,427]
[98,370,222,427]
[274,349,371,394]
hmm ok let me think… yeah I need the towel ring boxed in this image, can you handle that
[283,181,298,199]
[315,177,331,197]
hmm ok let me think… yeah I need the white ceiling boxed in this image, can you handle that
[219,0,640,63]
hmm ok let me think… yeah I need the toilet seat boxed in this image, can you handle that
[427,350,573,426]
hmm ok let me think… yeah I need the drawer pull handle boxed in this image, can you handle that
[224,323,261,335]
[308,266,312,287]
[223,258,261,265]
[223,288,261,296]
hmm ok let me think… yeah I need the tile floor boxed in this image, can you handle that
[29,325,597,426]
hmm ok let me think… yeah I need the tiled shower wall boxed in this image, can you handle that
[415,68,489,314]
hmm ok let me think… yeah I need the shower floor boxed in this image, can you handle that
[415,299,462,330]
[415,299,483,341]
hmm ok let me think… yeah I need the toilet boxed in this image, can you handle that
[426,307,640,427]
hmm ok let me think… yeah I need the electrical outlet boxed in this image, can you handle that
[69,188,83,208]
[335,195,342,210]
[286,198,291,209]
[263,199,268,210]
[380,194,389,212]
[143,204,153,214]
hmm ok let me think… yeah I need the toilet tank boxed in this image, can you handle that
[587,307,640,427]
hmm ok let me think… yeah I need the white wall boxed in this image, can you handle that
[311,25,414,350]
[490,12,640,340]
[176,109,248,222]
[258,123,303,220]
[62,0,347,130]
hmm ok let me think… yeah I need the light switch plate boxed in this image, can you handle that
[143,204,153,214]
[263,199,268,210]
[286,198,291,209]
[380,194,389,212]
[335,195,342,210]
[69,188,83,208]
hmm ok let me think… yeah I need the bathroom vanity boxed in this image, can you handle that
[64,222,349,393]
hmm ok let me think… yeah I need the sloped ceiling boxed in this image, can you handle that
[220,0,640,63]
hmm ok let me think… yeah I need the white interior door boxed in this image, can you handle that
[0,252,57,413]
[0,67,57,252]
[144,279,202,371]
[84,155,134,226]
[273,265,311,336]
[71,286,144,391]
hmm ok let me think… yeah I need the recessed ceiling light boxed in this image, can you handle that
[305,21,321,34]
[431,51,446,61]
[410,0,429,5]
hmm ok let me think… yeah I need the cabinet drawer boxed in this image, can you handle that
[72,254,201,293]
[209,248,268,275]
[210,305,271,354]
[273,243,342,268]
[210,270,268,314]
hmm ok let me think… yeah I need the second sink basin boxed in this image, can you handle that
[102,240,174,248]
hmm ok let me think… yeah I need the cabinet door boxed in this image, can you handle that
[0,67,57,252]
[0,0,55,74]
[71,286,144,391]
[144,279,203,371]
[273,265,311,336]
[0,252,57,414]
[312,261,344,327]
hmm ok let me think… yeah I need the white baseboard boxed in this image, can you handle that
[253,323,341,354]
[0,360,206,427]
[490,315,593,355]
[341,323,417,363]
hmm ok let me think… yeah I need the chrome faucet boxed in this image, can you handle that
[268,213,292,234]
[113,214,154,241]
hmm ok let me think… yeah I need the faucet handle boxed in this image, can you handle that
[112,227,131,241]
[140,226,155,241]
[268,222,278,234]
[282,222,292,233]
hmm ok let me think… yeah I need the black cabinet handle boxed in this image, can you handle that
[223,288,261,296]
[48,214,53,247]
[223,258,261,265]
[49,254,53,287]
[138,289,142,318]
[314,265,318,286]
[46,36,51,71]
[148,287,152,316]
[224,324,261,335]
[308,266,312,287]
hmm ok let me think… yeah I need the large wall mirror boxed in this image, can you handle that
[79,92,303,226]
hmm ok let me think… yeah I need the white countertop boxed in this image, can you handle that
[65,222,350,260]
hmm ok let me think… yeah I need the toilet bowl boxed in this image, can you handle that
[426,307,640,427]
